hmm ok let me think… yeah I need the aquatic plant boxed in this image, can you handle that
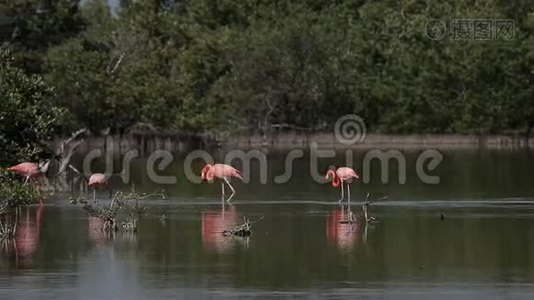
[70,189,164,233]
[0,170,41,215]
[0,219,16,241]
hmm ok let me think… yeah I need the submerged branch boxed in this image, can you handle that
[0,219,16,240]
[71,189,165,234]
[363,192,386,224]
[222,216,264,237]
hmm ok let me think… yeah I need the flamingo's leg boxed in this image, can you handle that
[221,182,225,203]
[93,188,96,203]
[24,176,30,185]
[347,183,350,205]
[363,222,368,243]
[363,203,369,223]
[337,181,345,203]
[223,178,236,204]
[347,184,355,222]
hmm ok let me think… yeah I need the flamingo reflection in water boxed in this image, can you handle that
[0,205,44,267]
[201,206,243,252]
[326,206,360,250]
[88,216,112,246]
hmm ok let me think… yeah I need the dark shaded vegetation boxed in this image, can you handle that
[0,0,533,161]
[0,49,67,164]
[0,170,41,238]
[0,171,41,214]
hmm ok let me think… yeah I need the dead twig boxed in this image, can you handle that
[107,52,125,74]
[363,192,386,224]
[222,216,264,237]
[70,189,164,234]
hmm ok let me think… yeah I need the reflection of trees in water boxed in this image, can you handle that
[326,207,360,250]
[0,205,43,268]
[41,165,92,198]
[201,206,243,253]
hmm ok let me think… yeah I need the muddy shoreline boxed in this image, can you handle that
[51,132,534,155]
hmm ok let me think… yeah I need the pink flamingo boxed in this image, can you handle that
[6,161,50,185]
[201,164,243,203]
[88,173,111,202]
[325,167,359,221]
[325,167,360,203]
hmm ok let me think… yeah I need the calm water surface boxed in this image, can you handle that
[1,149,534,299]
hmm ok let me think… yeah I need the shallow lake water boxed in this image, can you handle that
[1,149,534,299]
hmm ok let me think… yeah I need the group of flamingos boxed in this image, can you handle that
[5,161,360,218]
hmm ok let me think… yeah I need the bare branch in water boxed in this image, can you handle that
[363,192,386,224]
[70,189,165,234]
[222,216,264,237]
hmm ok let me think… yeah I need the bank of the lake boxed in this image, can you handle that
[55,132,534,156]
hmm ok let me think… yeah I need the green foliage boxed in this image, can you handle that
[0,48,68,164]
[0,0,86,73]
[3,0,534,135]
[0,170,40,213]
[46,0,189,132]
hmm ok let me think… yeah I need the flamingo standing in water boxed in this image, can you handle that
[325,167,359,221]
[201,164,243,203]
[87,169,126,202]
[88,173,111,202]
[6,161,50,185]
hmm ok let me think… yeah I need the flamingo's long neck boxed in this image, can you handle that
[205,166,215,181]
[327,170,340,188]
[332,174,341,188]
